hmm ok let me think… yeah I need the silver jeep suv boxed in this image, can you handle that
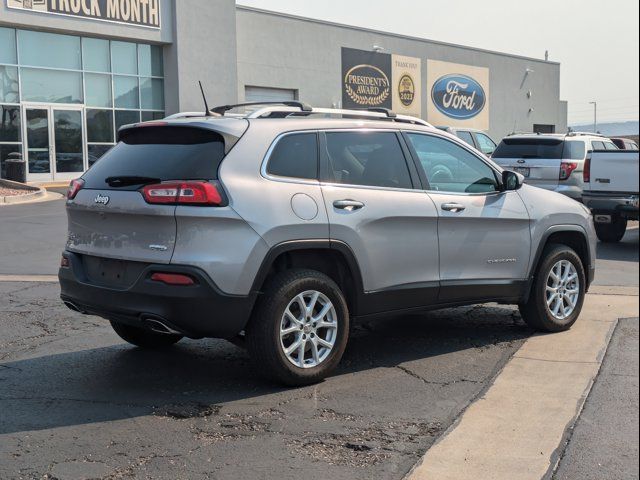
[60,102,596,386]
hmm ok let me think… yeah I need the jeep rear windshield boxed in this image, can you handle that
[493,137,565,159]
[81,126,226,190]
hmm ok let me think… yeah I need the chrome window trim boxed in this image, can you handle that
[261,130,321,186]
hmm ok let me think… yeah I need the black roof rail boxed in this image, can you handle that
[211,101,313,115]
[366,107,397,118]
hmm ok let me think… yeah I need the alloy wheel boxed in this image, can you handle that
[545,260,580,320]
[279,290,338,368]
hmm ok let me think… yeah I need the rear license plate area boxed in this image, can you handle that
[82,256,146,289]
[513,167,530,177]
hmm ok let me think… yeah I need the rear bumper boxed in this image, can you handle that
[59,251,256,339]
[523,181,583,201]
[583,192,639,220]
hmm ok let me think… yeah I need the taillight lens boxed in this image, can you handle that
[67,178,85,199]
[559,162,578,181]
[151,272,195,286]
[141,181,223,206]
[583,156,591,183]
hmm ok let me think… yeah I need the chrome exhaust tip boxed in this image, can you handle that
[64,301,84,313]
[141,316,183,336]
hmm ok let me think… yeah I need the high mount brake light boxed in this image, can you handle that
[141,181,223,206]
[559,162,578,181]
[67,178,85,200]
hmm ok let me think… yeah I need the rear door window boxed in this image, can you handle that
[474,132,497,155]
[591,141,606,150]
[266,133,318,180]
[562,141,586,160]
[456,131,475,147]
[492,138,564,159]
[604,141,619,150]
[82,126,226,190]
[324,131,413,189]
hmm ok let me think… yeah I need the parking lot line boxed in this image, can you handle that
[0,275,59,282]
[406,292,639,480]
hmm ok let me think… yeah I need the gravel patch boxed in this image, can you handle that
[0,187,30,197]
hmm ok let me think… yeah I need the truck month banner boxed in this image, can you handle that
[426,59,490,130]
[6,0,161,28]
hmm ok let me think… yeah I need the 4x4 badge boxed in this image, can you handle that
[94,194,110,205]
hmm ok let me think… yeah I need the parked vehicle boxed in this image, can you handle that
[610,137,639,151]
[583,149,639,242]
[436,126,497,156]
[59,103,596,386]
[492,132,619,201]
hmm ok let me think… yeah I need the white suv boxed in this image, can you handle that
[492,133,619,201]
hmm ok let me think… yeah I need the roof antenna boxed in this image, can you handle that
[199,81,214,117]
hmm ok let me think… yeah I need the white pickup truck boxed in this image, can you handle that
[583,150,639,242]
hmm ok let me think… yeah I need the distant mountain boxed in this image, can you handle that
[569,121,639,136]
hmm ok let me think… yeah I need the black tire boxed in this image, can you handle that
[519,244,586,332]
[110,321,183,348]
[595,216,627,243]
[245,269,350,387]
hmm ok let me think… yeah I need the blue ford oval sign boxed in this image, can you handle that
[431,74,486,119]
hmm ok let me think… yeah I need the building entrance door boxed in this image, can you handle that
[22,105,86,183]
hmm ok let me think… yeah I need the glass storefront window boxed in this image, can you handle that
[140,78,164,110]
[0,27,17,65]
[141,111,165,122]
[0,105,21,142]
[111,41,138,75]
[138,44,163,77]
[0,66,19,103]
[6,28,164,180]
[82,38,111,73]
[0,144,22,179]
[18,30,81,70]
[88,144,113,167]
[85,73,113,108]
[114,76,139,109]
[115,110,140,133]
[86,109,114,143]
[21,68,83,104]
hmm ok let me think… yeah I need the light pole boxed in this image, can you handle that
[589,101,597,133]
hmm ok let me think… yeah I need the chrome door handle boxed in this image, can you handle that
[441,203,466,213]
[333,199,365,211]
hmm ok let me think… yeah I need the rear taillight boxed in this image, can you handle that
[583,156,591,183]
[559,162,578,181]
[60,255,70,268]
[67,178,84,200]
[151,272,195,286]
[141,181,223,206]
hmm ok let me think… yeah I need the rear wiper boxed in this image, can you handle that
[105,176,161,187]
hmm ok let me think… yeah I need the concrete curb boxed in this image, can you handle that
[0,179,65,205]
[0,179,47,205]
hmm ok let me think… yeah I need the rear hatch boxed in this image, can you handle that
[492,137,579,189]
[66,121,245,266]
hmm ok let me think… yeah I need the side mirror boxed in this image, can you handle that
[501,170,523,191]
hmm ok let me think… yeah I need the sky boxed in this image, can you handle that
[237,0,639,125]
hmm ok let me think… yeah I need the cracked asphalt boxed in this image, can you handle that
[0,200,637,480]
[0,278,530,479]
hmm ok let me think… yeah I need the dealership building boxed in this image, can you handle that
[0,0,568,183]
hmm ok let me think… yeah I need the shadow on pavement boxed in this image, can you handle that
[596,227,639,262]
[0,306,531,435]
